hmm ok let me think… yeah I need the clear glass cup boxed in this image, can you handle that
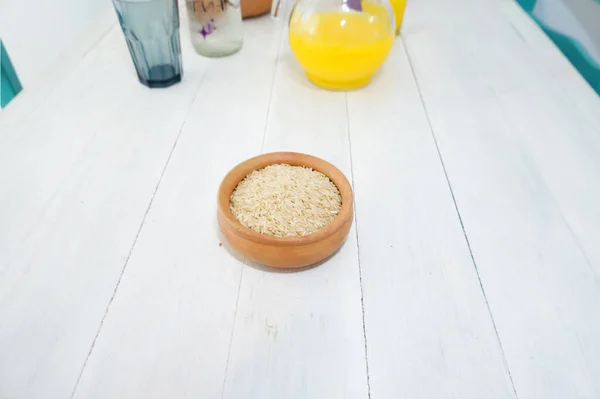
[112,0,183,88]
[185,0,243,57]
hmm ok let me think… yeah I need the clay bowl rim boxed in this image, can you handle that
[217,152,354,247]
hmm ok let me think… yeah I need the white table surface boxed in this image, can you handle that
[2,0,600,398]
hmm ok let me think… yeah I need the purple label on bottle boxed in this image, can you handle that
[200,18,217,38]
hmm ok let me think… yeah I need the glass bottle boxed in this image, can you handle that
[185,0,243,57]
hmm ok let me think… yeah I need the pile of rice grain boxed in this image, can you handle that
[230,164,342,237]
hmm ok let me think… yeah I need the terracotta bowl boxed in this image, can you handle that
[217,152,354,269]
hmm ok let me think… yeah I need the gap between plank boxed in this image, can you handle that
[68,65,209,399]
[220,25,284,398]
[259,25,285,155]
[401,38,520,399]
[220,264,245,399]
[492,99,597,277]
[345,92,372,399]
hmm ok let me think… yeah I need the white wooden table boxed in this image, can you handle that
[2,0,600,398]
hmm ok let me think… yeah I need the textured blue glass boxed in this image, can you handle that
[113,0,183,88]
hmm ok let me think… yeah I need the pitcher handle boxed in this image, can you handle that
[271,0,287,19]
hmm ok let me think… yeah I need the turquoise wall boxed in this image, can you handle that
[1,71,17,108]
[516,0,600,95]
[0,40,22,108]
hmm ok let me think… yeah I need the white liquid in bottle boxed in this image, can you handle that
[186,0,243,57]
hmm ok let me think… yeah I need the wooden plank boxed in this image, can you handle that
[0,27,166,268]
[495,1,600,272]
[347,39,516,398]
[221,32,368,399]
[404,1,600,398]
[0,0,114,91]
[0,26,209,398]
[71,19,283,399]
[0,28,127,268]
[0,16,116,132]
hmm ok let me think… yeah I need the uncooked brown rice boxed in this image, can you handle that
[230,164,342,237]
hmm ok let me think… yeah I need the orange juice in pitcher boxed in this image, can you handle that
[274,0,395,90]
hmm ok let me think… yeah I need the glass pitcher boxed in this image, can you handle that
[272,0,395,90]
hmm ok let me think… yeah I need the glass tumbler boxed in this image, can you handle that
[113,0,183,88]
